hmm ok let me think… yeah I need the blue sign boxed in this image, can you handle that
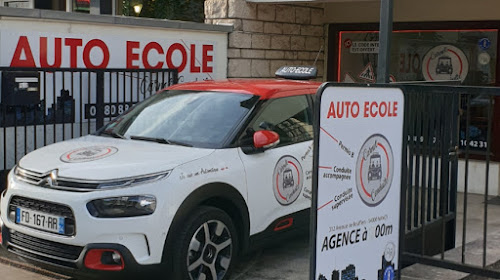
[478,38,491,51]
[384,266,395,280]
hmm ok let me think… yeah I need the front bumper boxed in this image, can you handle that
[1,223,161,279]
[0,174,176,277]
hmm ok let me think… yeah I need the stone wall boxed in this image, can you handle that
[205,0,325,79]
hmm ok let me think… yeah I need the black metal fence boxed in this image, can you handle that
[0,67,178,185]
[401,85,500,278]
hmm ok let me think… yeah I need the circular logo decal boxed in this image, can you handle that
[383,266,395,280]
[60,146,118,163]
[384,241,396,262]
[478,52,491,65]
[422,45,469,82]
[478,38,491,51]
[273,156,303,205]
[355,134,394,207]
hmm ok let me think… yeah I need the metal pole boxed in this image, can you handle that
[376,0,393,83]
[66,0,71,12]
[96,72,104,129]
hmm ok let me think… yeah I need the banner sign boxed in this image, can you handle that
[0,18,227,82]
[312,84,404,280]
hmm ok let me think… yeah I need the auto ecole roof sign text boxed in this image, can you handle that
[312,85,404,280]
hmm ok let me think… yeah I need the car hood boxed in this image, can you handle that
[18,135,214,181]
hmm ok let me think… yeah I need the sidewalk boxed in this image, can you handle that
[1,262,56,280]
[0,255,68,280]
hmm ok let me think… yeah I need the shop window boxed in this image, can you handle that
[100,0,111,14]
[121,0,204,22]
[72,0,112,14]
[459,93,490,153]
[329,22,500,160]
[0,72,75,127]
[3,0,30,8]
[35,0,65,10]
[73,0,90,12]
[335,29,497,86]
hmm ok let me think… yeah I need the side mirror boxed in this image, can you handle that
[254,130,280,149]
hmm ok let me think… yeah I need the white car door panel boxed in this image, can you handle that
[238,95,314,235]
[239,141,312,235]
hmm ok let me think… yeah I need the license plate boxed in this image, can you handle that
[16,207,65,234]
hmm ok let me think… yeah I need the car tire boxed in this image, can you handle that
[169,206,238,280]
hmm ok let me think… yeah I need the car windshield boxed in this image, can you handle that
[98,90,259,148]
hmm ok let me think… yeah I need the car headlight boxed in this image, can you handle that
[96,171,171,190]
[87,195,156,218]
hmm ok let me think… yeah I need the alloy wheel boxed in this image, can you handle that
[187,219,232,280]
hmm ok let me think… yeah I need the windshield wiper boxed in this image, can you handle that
[130,135,169,144]
[129,135,192,147]
[166,139,193,147]
[100,130,126,139]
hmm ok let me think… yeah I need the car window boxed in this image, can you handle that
[245,95,313,147]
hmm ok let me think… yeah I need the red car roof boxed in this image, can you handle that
[166,79,322,99]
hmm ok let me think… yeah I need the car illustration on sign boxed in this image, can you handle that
[283,168,295,189]
[435,56,453,74]
[0,69,319,280]
[368,152,382,181]
[355,134,395,207]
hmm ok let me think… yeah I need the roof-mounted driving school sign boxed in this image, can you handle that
[311,84,404,280]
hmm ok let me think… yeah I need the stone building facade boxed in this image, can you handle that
[205,0,326,79]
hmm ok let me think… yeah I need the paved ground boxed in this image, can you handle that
[2,193,500,280]
[0,256,68,280]
[1,264,56,280]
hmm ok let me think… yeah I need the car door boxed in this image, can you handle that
[238,94,314,236]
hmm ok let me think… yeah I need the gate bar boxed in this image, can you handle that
[483,96,494,267]
[420,91,430,255]
[462,95,471,264]
[404,253,500,278]
[407,94,415,230]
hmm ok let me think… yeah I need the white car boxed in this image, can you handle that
[0,75,320,279]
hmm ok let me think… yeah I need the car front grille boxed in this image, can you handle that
[15,166,99,192]
[9,196,76,236]
[8,230,83,268]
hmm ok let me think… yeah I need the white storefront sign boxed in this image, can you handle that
[313,85,404,280]
[0,18,227,81]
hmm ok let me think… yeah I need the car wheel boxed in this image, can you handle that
[170,206,238,280]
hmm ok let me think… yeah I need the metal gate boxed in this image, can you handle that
[401,84,500,278]
[0,67,178,188]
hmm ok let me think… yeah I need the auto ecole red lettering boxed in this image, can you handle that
[363,101,398,118]
[9,36,214,73]
[126,40,213,72]
[325,100,399,119]
[11,36,110,68]
[326,101,360,118]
